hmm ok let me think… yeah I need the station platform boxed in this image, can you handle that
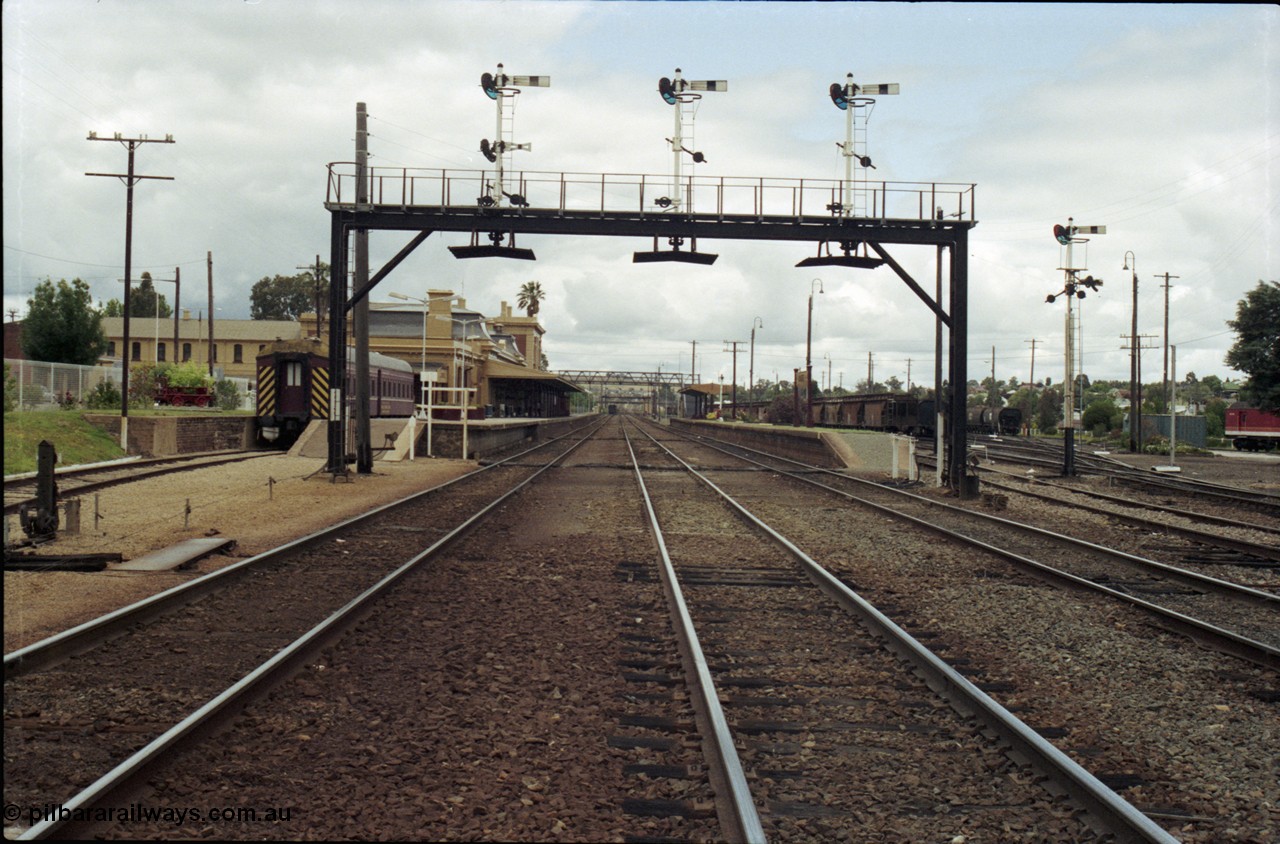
[290,414,597,461]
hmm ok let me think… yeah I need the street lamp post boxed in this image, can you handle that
[806,279,823,427]
[749,317,762,419]
[1122,251,1141,452]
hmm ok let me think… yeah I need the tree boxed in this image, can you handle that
[1082,397,1122,437]
[101,299,124,317]
[1225,281,1280,411]
[129,272,172,318]
[251,271,322,320]
[517,281,545,317]
[22,277,109,365]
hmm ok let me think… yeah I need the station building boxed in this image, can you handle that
[97,291,579,417]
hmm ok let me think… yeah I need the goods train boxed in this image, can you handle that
[966,405,1023,436]
[810,393,1022,438]
[1224,404,1280,452]
[256,341,417,447]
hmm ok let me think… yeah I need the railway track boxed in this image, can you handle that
[634,418,1277,841]
[5,416,1275,840]
[959,437,1280,515]
[674,424,1279,668]
[621,419,1171,842]
[3,450,276,518]
[3,419,607,835]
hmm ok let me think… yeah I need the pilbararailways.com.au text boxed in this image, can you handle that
[7,802,292,828]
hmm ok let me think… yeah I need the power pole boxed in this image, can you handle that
[1025,338,1037,388]
[85,132,174,449]
[906,358,912,393]
[990,345,996,405]
[172,267,180,361]
[690,340,697,384]
[1155,272,1179,412]
[867,351,873,391]
[207,251,214,376]
[723,340,742,419]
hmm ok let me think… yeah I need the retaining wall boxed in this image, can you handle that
[84,415,255,457]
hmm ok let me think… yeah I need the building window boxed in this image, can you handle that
[233,343,243,364]
[158,342,166,362]
[182,343,192,362]
[108,341,116,357]
[131,342,141,361]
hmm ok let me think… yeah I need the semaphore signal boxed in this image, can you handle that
[476,63,549,209]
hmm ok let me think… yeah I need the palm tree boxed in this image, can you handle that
[517,281,544,317]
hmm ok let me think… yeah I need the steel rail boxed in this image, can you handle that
[979,476,1280,562]
[16,416,604,841]
[629,419,1178,843]
[3,450,275,517]
[661,424,1280,670]
[977,464,1280,538]
[4,417,602,678]
[620,421,765,844]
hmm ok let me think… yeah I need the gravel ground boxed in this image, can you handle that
[4,454,474,653]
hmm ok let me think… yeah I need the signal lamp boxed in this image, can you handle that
[829,82,849,110]
[481,72,500,100]
[658,77,677,105]
[1053,224,1072,245]
[480,139,496,162]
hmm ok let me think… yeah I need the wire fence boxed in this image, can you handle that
[5,359,254,411]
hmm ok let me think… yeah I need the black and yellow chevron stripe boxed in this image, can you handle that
[257,365,276,416]
[311,365,330,419]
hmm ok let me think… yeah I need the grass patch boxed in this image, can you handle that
[3,411,125,475]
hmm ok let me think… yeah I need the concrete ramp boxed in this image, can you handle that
[113,537,236,571]
[290,418,415,461]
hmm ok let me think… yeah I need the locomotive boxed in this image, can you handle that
[256,340,417,447]
[1224,404,1280,452]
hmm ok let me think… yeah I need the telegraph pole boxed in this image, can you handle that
[86,132,174,449]
[1155,272,1179,412]
[723,340,742,419]
[690,340,697,384]
[207,252,214,376]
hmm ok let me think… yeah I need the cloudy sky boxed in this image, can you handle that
[4,1,1276,390]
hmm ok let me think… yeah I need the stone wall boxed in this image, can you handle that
[84,415,255,457]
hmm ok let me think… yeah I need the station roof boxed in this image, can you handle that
[486,359,582,393]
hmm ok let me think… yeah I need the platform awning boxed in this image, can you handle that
[485,359,582,392]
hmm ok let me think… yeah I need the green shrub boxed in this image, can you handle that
[165,362,212,389]
[85,379,123,410]
[214,378,240,411]
[129,364,162,408]
[4,362,15,413]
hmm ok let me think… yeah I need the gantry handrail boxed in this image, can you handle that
[325,163,976,225]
